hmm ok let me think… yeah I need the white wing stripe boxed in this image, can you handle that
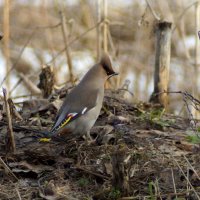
[81,107,87,114]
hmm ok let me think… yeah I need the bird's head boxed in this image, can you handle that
[100,53,118,78]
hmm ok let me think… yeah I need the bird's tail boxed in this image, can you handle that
[0,120,52,138]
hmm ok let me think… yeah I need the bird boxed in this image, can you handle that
[47,54,118,141]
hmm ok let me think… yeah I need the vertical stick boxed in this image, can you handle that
[60,10,74,84]
[96,0,101,60]
[3,88,15,153]
[150,21,172,108]
[3,0,10,90]
[111,147,129,196]
[193,2,200,118]
[103,0,108,53]
[195,2,200,71]
[43,0,56,69]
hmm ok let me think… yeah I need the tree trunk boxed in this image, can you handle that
[150,21,172,108]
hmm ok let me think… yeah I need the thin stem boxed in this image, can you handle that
[60,9,74,84]
[103,0,108,53]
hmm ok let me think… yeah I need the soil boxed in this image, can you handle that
[0,89,200,200]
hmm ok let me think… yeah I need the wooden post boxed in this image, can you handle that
[150,21,172,108]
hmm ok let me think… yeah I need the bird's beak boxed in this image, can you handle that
[108,72,119,79]
[113,72,119,76]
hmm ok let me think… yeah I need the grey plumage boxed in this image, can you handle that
[50,54,118,139]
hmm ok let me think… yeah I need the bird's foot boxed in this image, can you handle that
[83,132,96,145]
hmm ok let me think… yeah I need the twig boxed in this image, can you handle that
[0,21,60,88]
[3,0,10,90]
[3,88,16,153]
[0,29,36,87]
[193,1,200,117]
[145,0,160,21]
[72,166,110,180]
[9,78,23,96]
[187,166,190,195]
[18,73,41,95]
[59,10,74,84]
[172,1,199,33]
[15,188,22,200]
[47,20,103,64]
[40,1,56,76]
[33,23,61,30]
[103,0,108,53]
[171,155,200,200]
[171,168,177,199]
[96,0,101,60]
[107,27,116,55]
[184,155,200,180]
[154,90,200,133]
[0,157,18,181]
[11,94,41,100]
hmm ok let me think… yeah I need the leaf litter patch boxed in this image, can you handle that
[0,90,200,199]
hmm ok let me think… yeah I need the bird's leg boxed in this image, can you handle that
[83,131,95,145]
[86,131,92,140]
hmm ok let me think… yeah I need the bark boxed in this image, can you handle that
[150,21,172,108]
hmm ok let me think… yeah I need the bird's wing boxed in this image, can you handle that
[50,89,99,133]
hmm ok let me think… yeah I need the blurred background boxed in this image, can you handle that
[0,0,199,115]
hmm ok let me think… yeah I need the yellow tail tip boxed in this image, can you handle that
[39,138,51,142]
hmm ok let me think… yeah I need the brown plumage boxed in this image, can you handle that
[49,54,118,140]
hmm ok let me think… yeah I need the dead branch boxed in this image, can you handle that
[172,1,199,33]
[3,88,15,153]
[155,90,200,132]
[103,0,108,53]
[145,0,160,21]
[8,98,23,121]
[72,166,110,180]
[96,0,101,60]
[18,73,41,95]
[3,0,10,90]
[60,10,74,84]
[0,157,18,181]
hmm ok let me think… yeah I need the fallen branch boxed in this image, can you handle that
[72,166,110,180]
[0,157,18,181]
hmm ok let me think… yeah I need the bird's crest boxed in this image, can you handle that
[100,53,116,76]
